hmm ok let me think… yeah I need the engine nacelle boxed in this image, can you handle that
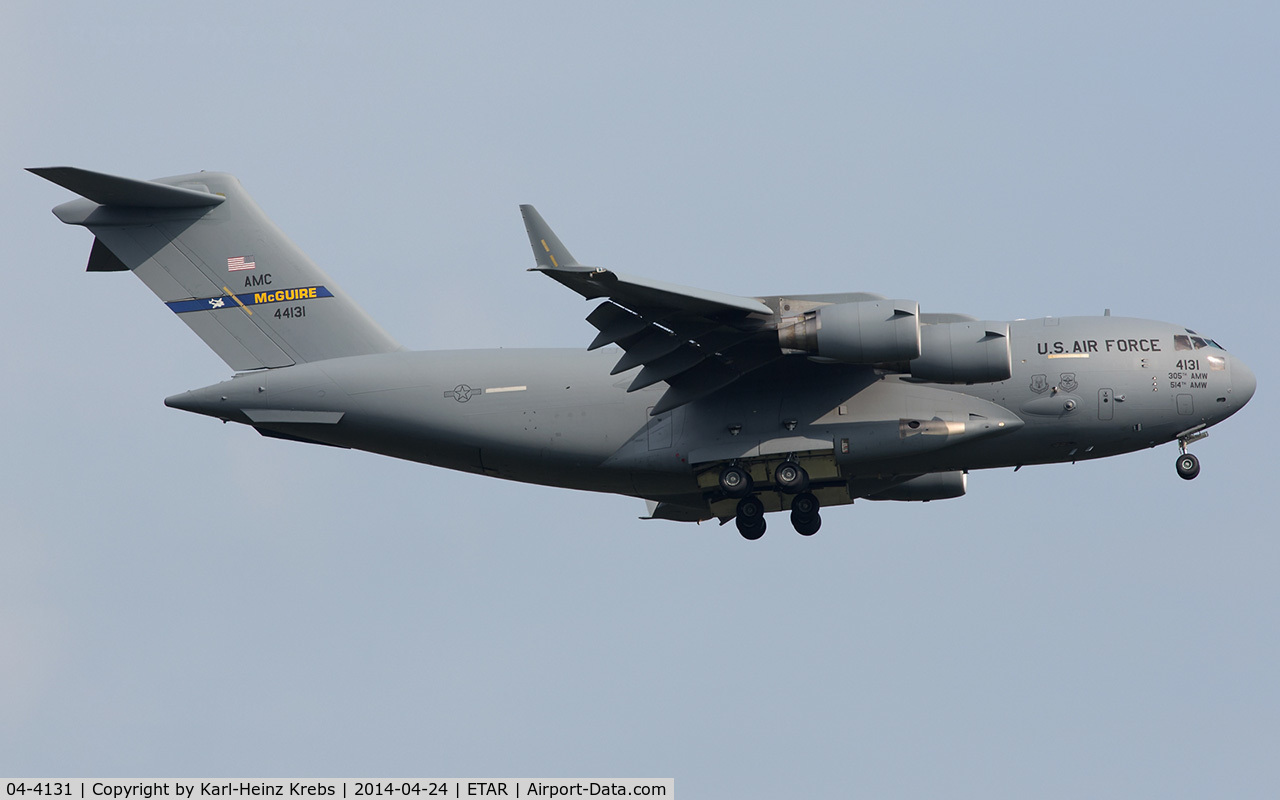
[909,321,1012,383]
[866,471,967,502]
[778,299,921,363]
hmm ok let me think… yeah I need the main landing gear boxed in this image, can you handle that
[718,463,754,498]
[774,460,810,494]
[735,495,766,540]
[790,492,821,536]
[721,461,822,540]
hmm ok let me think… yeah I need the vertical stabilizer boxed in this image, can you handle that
[31,167,401,370]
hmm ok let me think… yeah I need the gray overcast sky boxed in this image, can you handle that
[2,2,1276,797]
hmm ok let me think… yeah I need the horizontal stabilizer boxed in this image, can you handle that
[243,409,345,424]
[28,167,225,208]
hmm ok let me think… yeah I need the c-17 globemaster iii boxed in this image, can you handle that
[31,167,1256,539]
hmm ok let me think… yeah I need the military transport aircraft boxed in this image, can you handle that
[31,167,1256,539]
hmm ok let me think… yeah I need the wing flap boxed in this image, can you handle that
[586,301,652,349]
[627,346,710,391]
[649,364,744,416]
[610,329,686,374]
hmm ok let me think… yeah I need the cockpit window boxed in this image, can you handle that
[1176,333,1226,351]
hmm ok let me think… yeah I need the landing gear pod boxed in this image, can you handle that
[865,472,969,502]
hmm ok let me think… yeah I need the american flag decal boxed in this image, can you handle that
[227,255,256,271]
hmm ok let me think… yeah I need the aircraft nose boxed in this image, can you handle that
[1232,358,1256,407]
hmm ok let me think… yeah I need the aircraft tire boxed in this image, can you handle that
[790,492,820,535]
[793,514,821,536]
[1176,453,1201,480]
[774,460,809,494]
[735,495,766,540]
[719,464,754,498]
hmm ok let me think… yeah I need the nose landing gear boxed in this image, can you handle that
[1176,452,1200,480]
[1176,429,1207,480]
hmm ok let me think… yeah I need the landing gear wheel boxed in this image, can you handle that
[789,492,821,536]
[1176,452,1200,481]
[793,515,821,536]
[735,495,766,540]
[719,464,754,499]
[774,460,810,494]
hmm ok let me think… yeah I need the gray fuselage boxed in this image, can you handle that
[166,315,1256,519]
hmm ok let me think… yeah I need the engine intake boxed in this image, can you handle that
[778,299,921,364]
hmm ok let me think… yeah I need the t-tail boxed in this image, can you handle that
[29,167,401,369]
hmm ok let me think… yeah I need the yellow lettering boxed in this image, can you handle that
[251,286,320,305]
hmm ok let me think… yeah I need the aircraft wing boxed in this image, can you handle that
[521,205,782,415]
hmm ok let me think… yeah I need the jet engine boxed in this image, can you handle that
[908,321,1012,383]
[777,299,921,363]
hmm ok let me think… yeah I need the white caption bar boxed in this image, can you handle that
[2,781,673,800]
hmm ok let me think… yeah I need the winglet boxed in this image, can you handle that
[27,166,225,209]
[519,204,583,270]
